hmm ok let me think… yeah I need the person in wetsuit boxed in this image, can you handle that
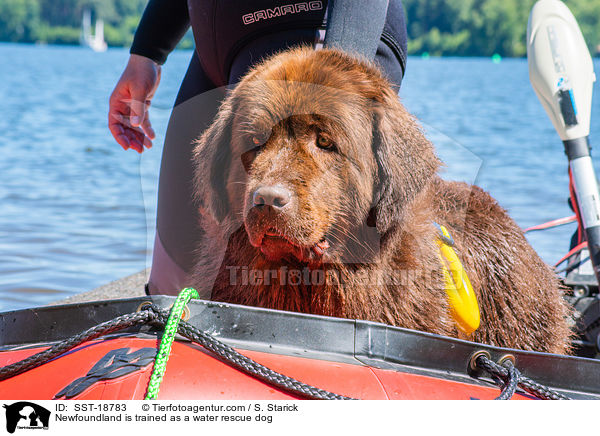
[108,0,408,295]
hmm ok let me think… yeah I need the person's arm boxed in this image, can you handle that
[130,0,191,65]
[108,0,190,152]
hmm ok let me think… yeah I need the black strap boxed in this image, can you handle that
[324,0,389,60]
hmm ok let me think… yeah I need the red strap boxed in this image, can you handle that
[523,215,576,233]
[554,241,588,268]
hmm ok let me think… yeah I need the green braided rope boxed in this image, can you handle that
[145,287,199,400]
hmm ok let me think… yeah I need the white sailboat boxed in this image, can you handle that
[80,9,107,52]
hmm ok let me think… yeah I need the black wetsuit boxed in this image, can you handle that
[130,0,408,294]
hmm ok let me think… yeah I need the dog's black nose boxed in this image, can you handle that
[252,185,291,209]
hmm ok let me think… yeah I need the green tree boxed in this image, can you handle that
[404,0,599,57]
[0,0,41,42]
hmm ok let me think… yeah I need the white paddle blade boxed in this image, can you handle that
[527,0,596,141]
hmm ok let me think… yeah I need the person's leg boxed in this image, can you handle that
[148,52,223,294]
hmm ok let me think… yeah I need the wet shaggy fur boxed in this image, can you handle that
[191,47,572,353]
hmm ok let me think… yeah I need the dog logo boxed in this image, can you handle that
[3,402,50,433]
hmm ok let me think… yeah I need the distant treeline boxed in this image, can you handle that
[0,0,598,56]
[404,0,600,56]
[0,0,193,48]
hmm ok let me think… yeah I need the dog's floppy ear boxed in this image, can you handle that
[371,86,440,234]
[193,95,235,223]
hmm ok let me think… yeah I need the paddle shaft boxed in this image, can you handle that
[564,136,600,284]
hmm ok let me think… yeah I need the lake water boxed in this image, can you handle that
[1,43,599,312]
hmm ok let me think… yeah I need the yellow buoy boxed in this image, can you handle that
[436,225,480,335]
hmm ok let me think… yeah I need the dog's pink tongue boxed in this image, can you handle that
[260,235,295,260]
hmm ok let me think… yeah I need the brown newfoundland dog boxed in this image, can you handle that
[191,47,572,354]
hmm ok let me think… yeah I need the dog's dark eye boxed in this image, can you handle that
[241,147,259,172]
[316,133,334,150]
[250,132,270,147]
[241,135,267,172]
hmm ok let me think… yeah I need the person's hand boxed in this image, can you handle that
[109,54,161,153]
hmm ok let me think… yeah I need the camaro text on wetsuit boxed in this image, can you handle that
[242,1,324,25]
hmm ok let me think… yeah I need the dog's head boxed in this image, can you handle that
[194,48,439,265]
